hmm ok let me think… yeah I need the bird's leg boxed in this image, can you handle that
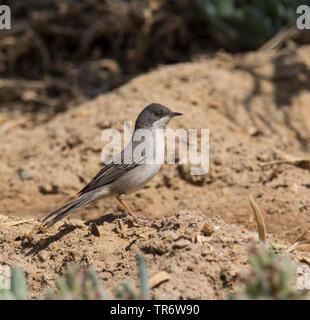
[116,194,138,221]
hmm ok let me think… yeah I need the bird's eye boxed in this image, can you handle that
[153,111,160,117]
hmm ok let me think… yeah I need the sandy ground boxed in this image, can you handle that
[0,45,310,298]
[1,211,310,299]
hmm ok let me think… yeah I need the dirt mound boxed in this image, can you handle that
[1,211,310,299]
[0,211,274,299]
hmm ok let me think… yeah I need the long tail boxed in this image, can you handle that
[42,192,96,228]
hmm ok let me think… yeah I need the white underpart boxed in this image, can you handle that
[152,116,171,129]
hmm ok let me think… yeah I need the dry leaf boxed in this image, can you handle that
[149,271,170,288]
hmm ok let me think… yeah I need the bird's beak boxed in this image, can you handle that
[170,112,183,117]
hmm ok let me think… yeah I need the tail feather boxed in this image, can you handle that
[42,193,95,228]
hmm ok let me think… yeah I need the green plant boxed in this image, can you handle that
[115,255,150,300]
[194,0,307,50]
[231,243,308,299]
[46,264,109,300]
[0,255,150,300]
[0,265,28,300]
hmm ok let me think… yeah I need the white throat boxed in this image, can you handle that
[152,116,171,129]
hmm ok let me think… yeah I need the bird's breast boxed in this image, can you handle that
[109,129,165,195]
[111,162,161,195]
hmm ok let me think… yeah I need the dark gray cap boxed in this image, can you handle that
[135,103,182,129]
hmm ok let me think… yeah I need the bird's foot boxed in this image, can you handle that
[122,214,153,228]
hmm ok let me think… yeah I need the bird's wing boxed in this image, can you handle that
[77,155,146,196]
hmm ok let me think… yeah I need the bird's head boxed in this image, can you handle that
[134,103,183,130]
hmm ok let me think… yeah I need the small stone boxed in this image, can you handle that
[38,251,48,262]
[173,239,191,249]
[50,243,58,250]
[38,184,59,194]
[202,223,215,236]
[89,222,100,237]
[17,169,35,180]
[213,157,222,166]
[247,126,260,136]
[289,183,298,193]
[23,233,34,244]
[38,239,47,247]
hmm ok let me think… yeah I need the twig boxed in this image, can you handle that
[2,219,35,227]
[286,241,300,254]
[259,26,299,53]
[259,157,310,167]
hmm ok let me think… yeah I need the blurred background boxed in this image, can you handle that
[0,0,309,122]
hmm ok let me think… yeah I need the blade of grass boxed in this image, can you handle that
[248,193,267,242]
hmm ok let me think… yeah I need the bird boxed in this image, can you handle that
[42,103,183,228]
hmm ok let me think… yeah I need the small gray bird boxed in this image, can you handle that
[42,103,182,228]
